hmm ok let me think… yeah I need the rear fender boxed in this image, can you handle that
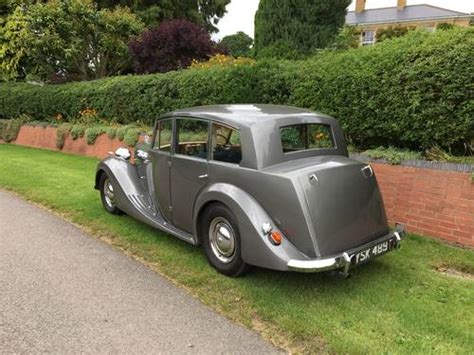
[193,183,308,270]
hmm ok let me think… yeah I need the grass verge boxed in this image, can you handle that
[1,144,473,353]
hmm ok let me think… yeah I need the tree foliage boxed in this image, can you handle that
[129,19,218,73]
[0,6,29,80]
[331,25,361,50]
[254,0,351,58]
[219,31,253,57]
[1,0,144,82]
[96,0,230,31]
[376,25,415,43]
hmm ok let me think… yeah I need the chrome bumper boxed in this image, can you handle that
[287,227,405,274]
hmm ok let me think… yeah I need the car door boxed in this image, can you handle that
[170,117,210,233]
[149,118,173,221]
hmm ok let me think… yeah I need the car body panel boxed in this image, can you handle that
[95,104,402,273]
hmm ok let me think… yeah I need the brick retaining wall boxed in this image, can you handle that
[372,164,473,247]
[10,125,474,247]
[14,125,133,158]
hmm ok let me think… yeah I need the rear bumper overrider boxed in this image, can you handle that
[287,225,405,273]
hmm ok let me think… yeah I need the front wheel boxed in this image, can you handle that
[99,173,123,215]
[201,203,248,277]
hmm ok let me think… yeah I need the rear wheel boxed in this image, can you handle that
[99,173,123,215]
[201,203,248,277]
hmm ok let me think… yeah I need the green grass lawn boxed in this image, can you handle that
[1,144,473,354]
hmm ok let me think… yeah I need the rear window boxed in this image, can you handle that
[280,124,334,153]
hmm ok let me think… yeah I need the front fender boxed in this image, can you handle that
[95,156,144,217]
[193,183,308,270]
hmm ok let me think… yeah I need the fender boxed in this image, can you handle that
[95,156,195,244]
[193,183,308,270]
[95,156,144,215]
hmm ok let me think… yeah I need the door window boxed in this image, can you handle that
[211,123,242,164]
[155,119,172,152]
[175,118,209,159]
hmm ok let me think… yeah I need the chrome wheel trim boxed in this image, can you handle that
[209,217,236,264]
[103,178,115,208]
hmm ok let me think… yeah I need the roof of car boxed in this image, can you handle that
[346,4,470,25]
[166,104,327,128]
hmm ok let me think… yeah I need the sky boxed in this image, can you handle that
[214,0,474,39]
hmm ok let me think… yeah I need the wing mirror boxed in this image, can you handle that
[114,147,131,160]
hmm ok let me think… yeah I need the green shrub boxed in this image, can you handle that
[0,28,472,152]
[26,121,49,128]
[116,125,128,141]
[70,124,86,140]
[0,120,6,140]
[364,146,423,165]
[85,126,107,145]
[123,127,140,147]
[0,118,24,142]
[106,126,117,140]
[56,123,72,149]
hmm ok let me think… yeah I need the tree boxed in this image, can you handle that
[5,0,144,82]
[129,18,218,73]
[219,31,253,57]
[96,0,230,32]
[254,0,351,58]
[1,6,29,80]
[331,25,360,50]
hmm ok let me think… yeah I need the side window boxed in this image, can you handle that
[211,123,242,164]
[175,118,209,159]
[155,119,172,152]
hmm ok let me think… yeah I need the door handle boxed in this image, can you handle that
[309,173,319,183]
[198,174,208,179]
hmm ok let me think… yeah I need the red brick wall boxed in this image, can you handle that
[62,134,126,158]
[15,125,58,151]
[11,125,474,247]
[14,125,136,159]
[373,163,473,247]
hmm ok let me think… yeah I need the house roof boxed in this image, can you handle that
[346,4,470,25]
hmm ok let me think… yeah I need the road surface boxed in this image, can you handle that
[0,190,280,353]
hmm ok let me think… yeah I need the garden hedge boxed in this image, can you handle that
[1,28,472,151]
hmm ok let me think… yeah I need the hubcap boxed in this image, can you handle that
[209,217,236,263]
[103,178,115,208]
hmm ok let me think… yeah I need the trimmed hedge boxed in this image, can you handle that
[1,28,473,151]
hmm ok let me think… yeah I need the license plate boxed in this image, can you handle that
[351,238,396,265]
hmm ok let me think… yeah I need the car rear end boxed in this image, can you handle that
[253,113,405,274]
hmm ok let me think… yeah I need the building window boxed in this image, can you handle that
[361,30,375,45]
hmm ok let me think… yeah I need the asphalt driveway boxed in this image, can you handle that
[0,190,279,353]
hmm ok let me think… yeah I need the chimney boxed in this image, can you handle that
[397,0,407,10]
[356,0,366,13]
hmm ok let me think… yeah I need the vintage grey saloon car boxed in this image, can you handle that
[95,104,404,277]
